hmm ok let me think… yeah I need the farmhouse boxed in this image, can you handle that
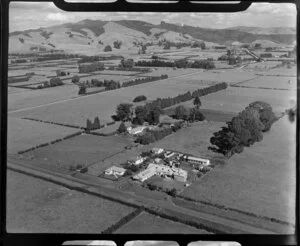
[132,166,156,182]
[164,151,175,159]
[185,156,210,166]
[128,156,146,165]
[104,166,126,177]
[152,148,164,155]
[133,163,188,183]
[127,126,147,135]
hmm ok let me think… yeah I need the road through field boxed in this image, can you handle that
[7,159,277,234]
[7,69,208,114]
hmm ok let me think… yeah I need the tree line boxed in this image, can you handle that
[145,82,227,110]
[209,101,277,157]
[122,75,168,87]
[37,77,64,89]
[135,59,215,69]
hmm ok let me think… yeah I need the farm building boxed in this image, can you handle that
[104,166,126,177]
[152,148,164,155]
[132,166,156,182]
[78,62,104,73]
[164,151,176,159]
[185,156,210,166]
[133,163,188,183]
[128,156,146,165]
[127,126,147,135]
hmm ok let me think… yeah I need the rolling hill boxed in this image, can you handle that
[9,19,296,54]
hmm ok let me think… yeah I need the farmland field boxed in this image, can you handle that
[236,76,297,90]
[7,117,81,154]
[115,211,211,234]
[8,83,79,112]
[6,170,135,233]
[143,121,225,159]
[21,134,132,169]
[182,116,296,225]
[255,66,297,77]
[9,71,214,126]
[8,86,30,94]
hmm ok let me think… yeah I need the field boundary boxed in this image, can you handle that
[230,85,294,91]
[22,117,85,130]
[101,208,144,234]
[176,195,294,227]
[17,131,83,155]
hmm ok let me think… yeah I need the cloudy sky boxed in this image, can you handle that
[9,1,296,32]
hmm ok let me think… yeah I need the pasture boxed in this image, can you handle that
[182,116,296,225]
[9,72,213,127]
[22,134,131,170]
[237,76,297,90]
[143,121,225,159]
[6,170,135,233]
[7,117,80,154]
[115,211,211,234]
[8,83,79,112]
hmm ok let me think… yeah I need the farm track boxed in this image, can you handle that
[7,159,278,234]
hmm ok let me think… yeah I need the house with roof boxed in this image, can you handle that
[152,148,164,155]
[127,126,147,135]
[104,166,126,177]
[128,156,146,166]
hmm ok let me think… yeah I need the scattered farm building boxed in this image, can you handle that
[127,126,147,135]
[104,166,126,177]
[133,163,188,183]
[185,156,210,166]
[164,151,176,159]
[128,156,146,165]
[152,148,164,155]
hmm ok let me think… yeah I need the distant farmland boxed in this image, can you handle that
[182,116,296,226]
[9,70,216,127]
[6,170,135,233]
[7,117,81,154]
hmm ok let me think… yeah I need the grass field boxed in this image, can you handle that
[8,83,79,112]
[236,76,297,90]
[199,87,296,114]
[7,117,80,154]
[9,72,213,127]
[143,121,225,159]
[22,134,131,170]
[255,66,297,77]
[182,116,296,225]
[115,211,211,234]
[6,170,135,233]
[8,86,30,94]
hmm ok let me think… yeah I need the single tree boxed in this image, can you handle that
[86,119,93,131]
[104,45,112,52]
[94,117,101,129]
[117,121,127,133]
[116,103,133,121]
[193,96,201,109]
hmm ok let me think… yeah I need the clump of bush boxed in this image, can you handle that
[36,77,64,89]
[133,95,147,102]
[209,101,277,157]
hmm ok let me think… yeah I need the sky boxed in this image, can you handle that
[9,1,296,32]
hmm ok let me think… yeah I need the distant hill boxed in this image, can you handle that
[227,26,296,35]
[9,19,296,54]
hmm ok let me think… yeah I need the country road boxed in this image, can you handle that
[7,159,277,234]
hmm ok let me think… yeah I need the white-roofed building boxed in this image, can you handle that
[104,166,126,177]
[186,156,210,166]
[152,148,164,155]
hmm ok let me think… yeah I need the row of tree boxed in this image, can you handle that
[122,75,168,87]
[145,82,227,110]
[209,101,277,157]
[37,77,64,89]
[135,59,215,69]
[135,126,175,145]
[86,116,101,131]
